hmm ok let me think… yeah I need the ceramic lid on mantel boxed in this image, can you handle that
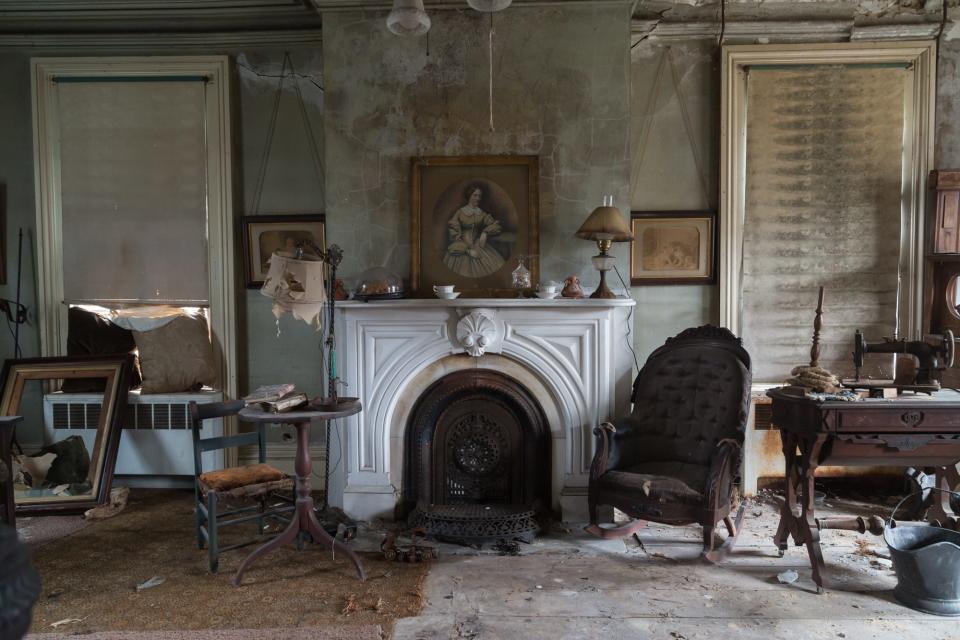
[337,297,635,308]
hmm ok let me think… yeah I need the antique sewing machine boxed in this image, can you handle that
[845,329,955,395]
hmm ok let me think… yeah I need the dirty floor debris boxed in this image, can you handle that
[373,495,960,639]
[23,490,428,637]
[20,490,960,639]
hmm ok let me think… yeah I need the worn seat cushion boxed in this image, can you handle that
[598,461,708,505]
[199,463,286,493]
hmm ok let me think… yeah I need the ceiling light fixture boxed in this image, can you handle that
[466,0,512,10]
[387,0,431,36]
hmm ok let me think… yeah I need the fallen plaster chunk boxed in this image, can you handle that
[50,618,84,628]
[135,576,165,592]
[776,569,799,584]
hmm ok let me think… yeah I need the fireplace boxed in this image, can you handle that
[331,299,636,522]
[402,369,549,517]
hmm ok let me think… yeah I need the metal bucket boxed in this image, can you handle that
[885,490,960,616]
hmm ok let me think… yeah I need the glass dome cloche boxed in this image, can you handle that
[353,266,407,301]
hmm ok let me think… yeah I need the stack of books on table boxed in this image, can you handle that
[243,384,308,413]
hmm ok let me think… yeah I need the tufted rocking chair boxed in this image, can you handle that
[586,326,752,562]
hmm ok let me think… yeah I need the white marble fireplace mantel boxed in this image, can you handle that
[329,297,636,522]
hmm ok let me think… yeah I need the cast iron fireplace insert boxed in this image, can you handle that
[401,368,550,523]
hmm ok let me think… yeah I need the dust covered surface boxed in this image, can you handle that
[25,490,428,635]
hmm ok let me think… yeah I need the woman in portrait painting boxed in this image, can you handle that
[443,185,505,278]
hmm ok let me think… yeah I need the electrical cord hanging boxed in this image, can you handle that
[249,52,326,215]
[236,60,324,92]
[612,263,641,374]
[488,12,495,131]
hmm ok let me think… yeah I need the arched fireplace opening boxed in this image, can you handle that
[400,368,551,519]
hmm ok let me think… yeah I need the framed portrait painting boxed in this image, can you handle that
[411,156,539,297]
[630,211,717,285]
[242,214,326,288]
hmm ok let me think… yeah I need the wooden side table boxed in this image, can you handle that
[767,386,960,593]
[233,403,365,586]
[0,416,22,527]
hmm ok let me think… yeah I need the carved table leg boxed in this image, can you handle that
[233,420,366,586]
[774,430,800,556]
[797,434,829,593]
[928,464,960,530]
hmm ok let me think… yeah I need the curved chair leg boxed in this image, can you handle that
[704,504,746,564]
[584,519,648,540]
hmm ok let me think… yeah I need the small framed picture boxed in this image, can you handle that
[241,214,326,288]
[629,211,716,285]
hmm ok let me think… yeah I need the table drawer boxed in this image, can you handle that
[829,432,960,466]
[835,408,960,433]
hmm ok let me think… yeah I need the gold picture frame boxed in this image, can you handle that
[411,155,539,297]
[242,214,327,288]
[0,355,134,515]
[630,211,717,285]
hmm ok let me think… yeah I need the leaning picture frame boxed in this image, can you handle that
[0,354,133,516]
[630,211,717,285]
[411,155,539,297]
[242,214,327,288]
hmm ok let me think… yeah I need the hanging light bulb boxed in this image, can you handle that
[466,0,512,10]
[387,0,431,36]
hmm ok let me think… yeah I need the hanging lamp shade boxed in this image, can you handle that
[260,253,327,328]
[387,0,431,36]
[467,0,512,11]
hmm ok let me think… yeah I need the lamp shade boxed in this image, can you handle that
[575,205,633,242]
[387,0,431,36]
[467,0,512,11]
[260,253,327,328]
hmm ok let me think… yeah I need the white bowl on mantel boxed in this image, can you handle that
[534,291,559,299]
[436,291,461,299]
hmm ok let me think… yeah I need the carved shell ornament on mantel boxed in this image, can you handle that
[456,309,499,357]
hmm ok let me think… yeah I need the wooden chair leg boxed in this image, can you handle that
[704,504,746,564]
[207,491,219,574]
[724,515,737,538]
[702,524,716,554]
[195,493,205,550]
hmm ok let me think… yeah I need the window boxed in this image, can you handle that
[31,57,236,400]
[720,42,936,382]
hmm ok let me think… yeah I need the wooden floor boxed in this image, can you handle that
[383,494,960,639]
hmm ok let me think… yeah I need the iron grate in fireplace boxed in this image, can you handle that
[409,503,539,546]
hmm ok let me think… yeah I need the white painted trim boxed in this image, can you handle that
[0,29,322,49]
[718,42,936,340]
[31,56,239,460]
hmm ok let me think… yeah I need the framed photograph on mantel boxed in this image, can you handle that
[242,214,326,288]
[411,155,539,297]
[629,211,716,285]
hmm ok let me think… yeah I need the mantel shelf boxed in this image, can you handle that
[337,297,636,309]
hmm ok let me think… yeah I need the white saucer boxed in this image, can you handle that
[436,291,461,299]
[534,291,558,299]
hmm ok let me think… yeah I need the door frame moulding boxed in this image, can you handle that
[31,56,239,461]
[718,41,936,339]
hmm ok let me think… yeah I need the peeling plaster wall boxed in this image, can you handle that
[322,6,632,297]
[629,38,719,360]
